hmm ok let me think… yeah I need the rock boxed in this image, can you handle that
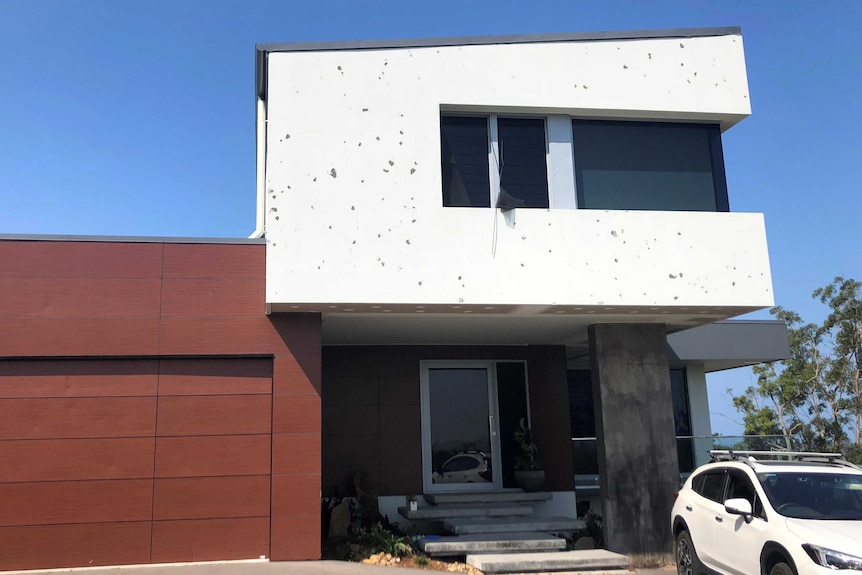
[574,535,596,549]
[328,501,351,539]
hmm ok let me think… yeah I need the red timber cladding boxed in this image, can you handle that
[0,240,322,568]
[321,346,573,497]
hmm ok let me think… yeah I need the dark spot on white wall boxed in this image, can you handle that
[405,239,411,245]
[669,274,677,279]
[350,206,355,210]
[389,160,395,166]
[270,207,278,212]
[274,216,279,221]
[582,85,589,89]
[285,134,291,139]
[614,258,618,263]
[418,281,423,286]
[623,65,628,69]
[610,230,618,237]
[648,53,652,59]
[410,168,416,175]
[680,43,685,48]
[362,108,369,112]
[383,169,389,173]
[330,168,337,178]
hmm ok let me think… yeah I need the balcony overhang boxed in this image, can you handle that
[666,319,790,372]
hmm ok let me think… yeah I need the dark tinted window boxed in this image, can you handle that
[727,471,765,520]
[691,473,707,493]
[572,120,728,212]
[498,117,549,208]
[441,116,490,207]
[697,471,727,502]
[443,456,481,472]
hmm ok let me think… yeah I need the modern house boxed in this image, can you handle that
[0,27,788,571]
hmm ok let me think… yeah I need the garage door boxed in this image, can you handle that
[0,357,272,571]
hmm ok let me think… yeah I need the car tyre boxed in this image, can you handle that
[769,562,795,575]
[676,530,702,575]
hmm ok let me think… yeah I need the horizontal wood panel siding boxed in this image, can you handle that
[158,358,272,395]
[0,359,158,398]
[0,397,157,440]
[0,479,154,526]
[0,438,156,483]
[160,278,265,317]
[151,517,270,563]
[0,241,163,279]
[153,476,271,520]
[154,434,272,478]
[0,317,161,357]
[0,522,152,571]
[0,278,162,318]
[156,395,272,436]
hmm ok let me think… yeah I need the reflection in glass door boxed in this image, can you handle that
[420,362,502,492]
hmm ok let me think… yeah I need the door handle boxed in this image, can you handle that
[715,516,723,523]
[489,416,497,453]
[685,505,692,512]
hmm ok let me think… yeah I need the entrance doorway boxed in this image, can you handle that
[420,361,529,493]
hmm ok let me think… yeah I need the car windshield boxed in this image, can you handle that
[758,472,862,519]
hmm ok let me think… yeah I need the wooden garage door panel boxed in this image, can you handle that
[158,358,272,396]
[0,522,152,571]
[0,438,155,482]
[156,395,271,436]
[155,435,271,478]
[153,475,270,520]
[0,480,153,526]
[151,517,270,563]
[0,359,158,398]
[0,397,157,440]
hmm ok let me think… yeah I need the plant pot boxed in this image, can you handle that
[514,469,545,492]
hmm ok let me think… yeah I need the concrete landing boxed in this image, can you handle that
[418,532,567,556]
[444,516,585,535]
[466,549,630,574]
[398,501,533,520]
[425,491,553,505]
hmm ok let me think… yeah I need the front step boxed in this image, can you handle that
[399,501,533,520]
[425,491,553,505]
[466,549,630,574]
[419,532,567,556]
[444,516,585,535]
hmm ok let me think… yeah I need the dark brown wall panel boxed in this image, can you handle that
[0,522,152,571]
[0,359,158,398]
[158,317,281,356]
[271,515,320,561]
[272,433,321,476]
[0,278,161,318]
[0,438,155,482]
[0,397,157,440]
[153,476,270,520]
[162,243,264,279]
[155,435,271,478]
[156,395,271,436]
[0,241,162,279]
[158,358,272,396]
[322,435,380,497]
[151,517,269,563]
[161,278,265,317]
[273,353,321,395]
[0,479,153,526]
[0,317,161,357]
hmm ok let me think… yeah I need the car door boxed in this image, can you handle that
[712,469,769,575]
[687,469,728,567]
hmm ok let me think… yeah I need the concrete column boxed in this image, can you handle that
[588,324,678,564]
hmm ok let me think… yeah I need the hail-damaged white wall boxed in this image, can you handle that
[264,34,770,308]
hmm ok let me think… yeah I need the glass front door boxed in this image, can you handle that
[420,362,503,492]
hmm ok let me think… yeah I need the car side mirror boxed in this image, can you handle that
[724,498,753,523]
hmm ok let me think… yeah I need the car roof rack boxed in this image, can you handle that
[709,450,860,470]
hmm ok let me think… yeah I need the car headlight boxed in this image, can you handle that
[804,545,862,570]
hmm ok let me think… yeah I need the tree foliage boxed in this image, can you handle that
[731,277,862,461]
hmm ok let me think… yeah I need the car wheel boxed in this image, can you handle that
[770,562,795,575]
[676,530,702,575]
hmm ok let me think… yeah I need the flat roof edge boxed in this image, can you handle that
[0,233,266,245]
[256,26,742,54]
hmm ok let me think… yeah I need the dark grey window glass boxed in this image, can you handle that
[699,471,727,502]
[671,368,695,473]
[572,120,729,212]
[441,116,490,207]
[498,118,549,209]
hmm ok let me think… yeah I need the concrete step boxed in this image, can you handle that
[398,502,533,520]
[466,549,630,574]
[418,532,567,556]
[425,491,553,505]
[443,516,585,535]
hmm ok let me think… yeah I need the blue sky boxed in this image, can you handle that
[1,1,860,435]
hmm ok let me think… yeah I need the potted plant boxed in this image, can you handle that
[406,494,418,512]
[514,418,545,491]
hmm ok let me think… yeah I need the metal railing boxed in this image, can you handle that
[571,435,792,489]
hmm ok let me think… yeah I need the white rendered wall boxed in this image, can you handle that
[264,34,768,308]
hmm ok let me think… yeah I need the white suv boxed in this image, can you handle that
[671,451,862,575]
